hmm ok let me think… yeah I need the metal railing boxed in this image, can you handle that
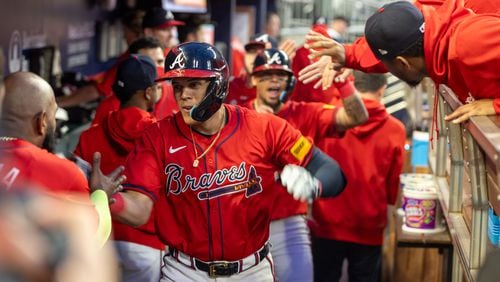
[429,85,500,281]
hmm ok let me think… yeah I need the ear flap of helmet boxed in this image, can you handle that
[279,75,296,103]
[189,76,228,122]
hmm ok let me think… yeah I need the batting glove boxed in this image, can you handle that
[280,164,322,202]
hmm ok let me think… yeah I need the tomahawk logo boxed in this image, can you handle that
[254,34,269,43]
[169,52,185,69]
[268,52,282,65]
[378,49,388,56]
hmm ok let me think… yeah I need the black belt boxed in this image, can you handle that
[193,244,269,278]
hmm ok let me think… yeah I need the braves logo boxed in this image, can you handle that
[169,52,185,69]
[164,162,263,200]
[268,52,282,65]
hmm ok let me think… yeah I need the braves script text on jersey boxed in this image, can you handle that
[124,105,314,261]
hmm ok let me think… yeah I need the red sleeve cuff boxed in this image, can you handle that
[493,98,500,114]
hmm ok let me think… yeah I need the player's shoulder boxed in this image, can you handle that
[287,101,331,115]
[385,114,406,132]
[79,123,103,140]
[231,104,279,122]
[32,148,81,175]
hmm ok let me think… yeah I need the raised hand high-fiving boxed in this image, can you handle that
[90,152,126,202]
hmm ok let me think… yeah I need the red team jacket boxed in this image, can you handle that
[244,99,340,220]
[343,0,500,113]
[0,139,89,196]
[92,82,178,125]
[312,99,406,245]
[226,74,257,106]
[124,105,314,261]
[74,107,164,249]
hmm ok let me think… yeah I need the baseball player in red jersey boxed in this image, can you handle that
[92,37,178,125]
[243,48,367,281]
[75,55,165,282]
[102,42,347,281]
[0,72,125,245]
[227,33,277,106]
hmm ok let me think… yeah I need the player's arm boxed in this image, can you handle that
[56,84,100,108]
[280,148,347,201]
[306,147,346,197]
[109,191,154,227]
[334,80,368,132]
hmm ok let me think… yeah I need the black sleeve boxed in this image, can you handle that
[305,147,347,197]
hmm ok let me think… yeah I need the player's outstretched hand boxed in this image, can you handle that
[298,55,333,89]
[279,39,297,61]
[304,30,346,66]
[279,164,321,202]
[90,152,126,201]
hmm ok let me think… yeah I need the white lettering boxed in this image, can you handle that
[169,53,185,69]
[268,52,282,65]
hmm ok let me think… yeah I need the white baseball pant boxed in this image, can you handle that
[160,249,275,281]
[114,241,165,282]
[269,215,313,282]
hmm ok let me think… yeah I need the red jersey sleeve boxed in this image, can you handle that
[266,114,314,167]
[452,15,500,109]
[123,124,164,201]
[310,103,340,140]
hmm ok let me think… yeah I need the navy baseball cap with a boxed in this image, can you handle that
[365,1,424,60]
[143,7,185,29]
[245,33,278,51]
[113,54,157,98]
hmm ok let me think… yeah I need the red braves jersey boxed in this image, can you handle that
[124,105,314,261]
[92,82,177,125]
[74,107,163,249]
[0,139,89,197]
[226,74,256,106]
[244,100,341,220]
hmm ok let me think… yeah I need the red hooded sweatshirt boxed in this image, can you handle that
[311,99,406,245]
[92,82,177,125]
[343,0,500,113]
[74,107,163,249]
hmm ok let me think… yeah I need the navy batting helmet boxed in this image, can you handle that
[164,42,229,122]
[252,48,296,102]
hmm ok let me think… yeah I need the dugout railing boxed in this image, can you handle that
[428,85,500,282]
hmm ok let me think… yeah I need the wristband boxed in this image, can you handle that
[90,190,112,248]
[110,193,125,214]
[335,80,356,99]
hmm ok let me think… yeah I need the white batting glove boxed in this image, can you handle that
[280,164,322,202]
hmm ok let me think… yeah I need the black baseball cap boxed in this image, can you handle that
[143,7,185,29]
[244,33,278,51]
[113,55,157,97]
[365,1,424,59]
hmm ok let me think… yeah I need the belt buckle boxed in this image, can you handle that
[208,262,230,278]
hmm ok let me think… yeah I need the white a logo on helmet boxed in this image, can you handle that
[169,52,185,69]
[378,49,388,55]
[268,52,282,65]
[419,22,425,33]
[255,34,269,43]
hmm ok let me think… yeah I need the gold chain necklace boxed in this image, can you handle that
[189,111,225,168]
[0,136,17,141]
